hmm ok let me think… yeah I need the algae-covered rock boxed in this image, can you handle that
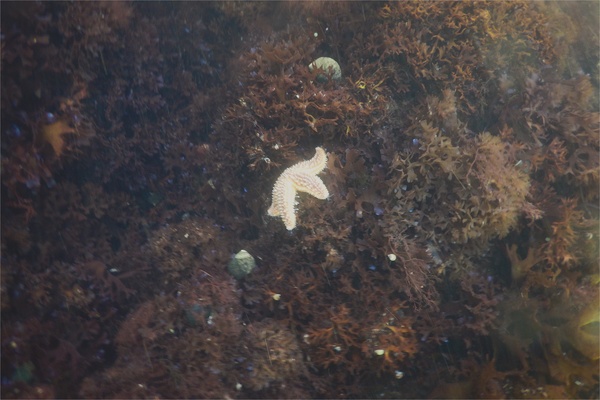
[309,57,342,82]
[227,249,256,279]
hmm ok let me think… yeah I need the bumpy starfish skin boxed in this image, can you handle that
[268,147,329,230]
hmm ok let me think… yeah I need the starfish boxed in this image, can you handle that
[268,147,329,230]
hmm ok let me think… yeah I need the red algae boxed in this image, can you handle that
[1,1,598,398]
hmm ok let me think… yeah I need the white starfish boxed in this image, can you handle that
[268,147,329,230]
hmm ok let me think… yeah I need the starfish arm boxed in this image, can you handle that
[288,147,327,175]
[289,172,329,199]
[268,176,297,230]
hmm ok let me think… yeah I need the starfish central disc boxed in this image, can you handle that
[268,147,329,230]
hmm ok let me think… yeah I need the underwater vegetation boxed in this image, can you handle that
[1,1,598,398]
